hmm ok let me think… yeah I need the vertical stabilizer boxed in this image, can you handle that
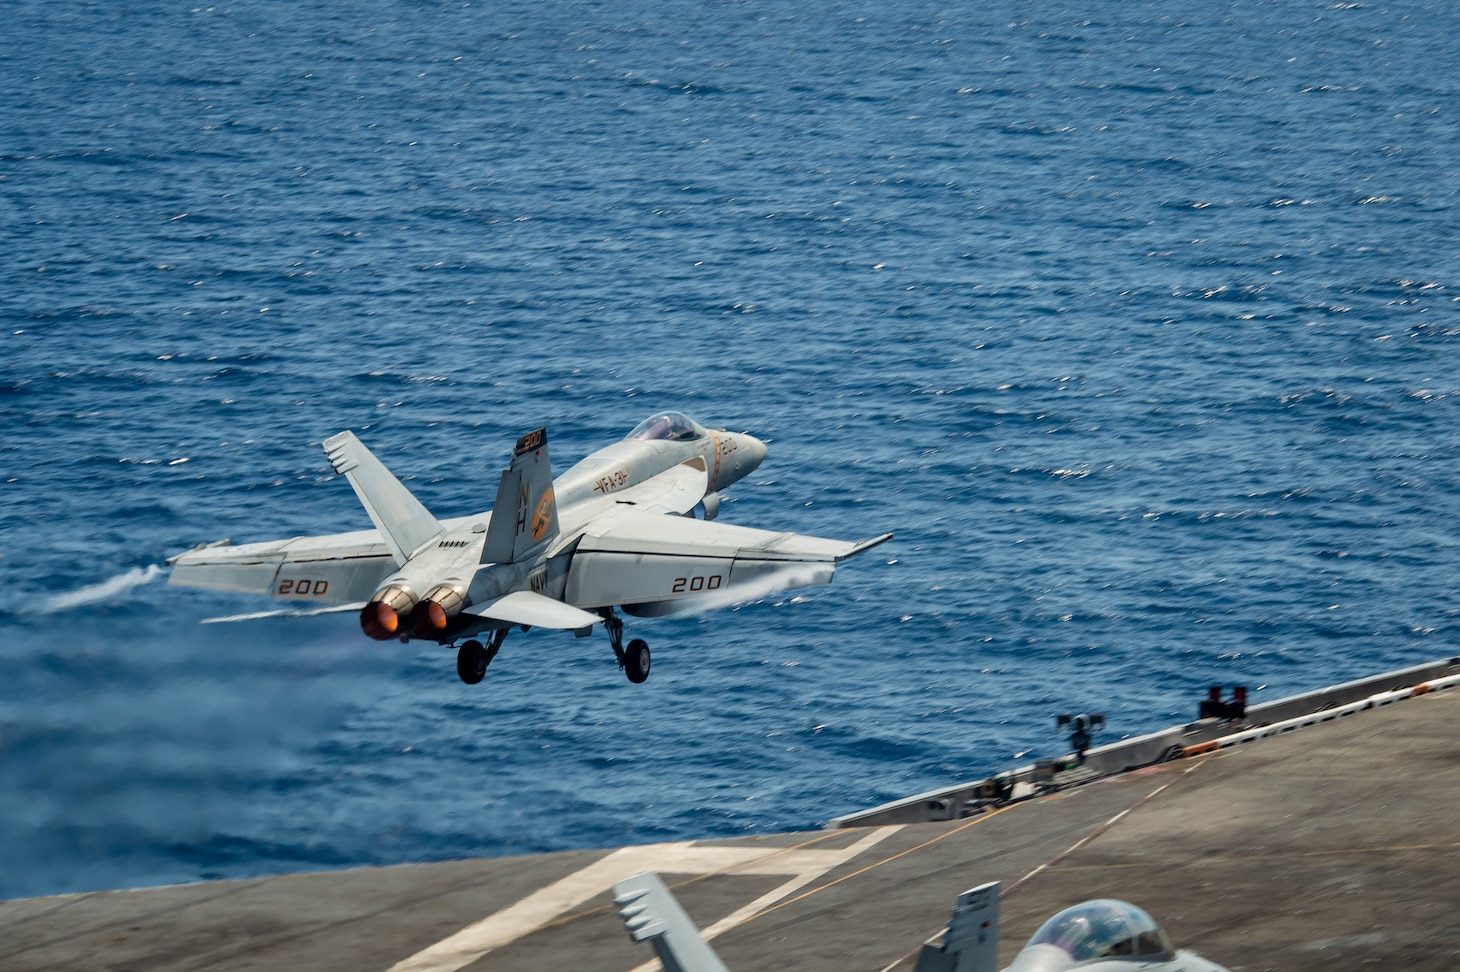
[613,872,731,972]
[914,881,1001,972]
[481,428,559,565]
[323,432,444,567]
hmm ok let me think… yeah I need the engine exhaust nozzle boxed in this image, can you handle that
[360,584,417,641]
[415,582,469,637]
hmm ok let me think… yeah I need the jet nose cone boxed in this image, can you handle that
[741,433,767,473]
[710,431,768,491]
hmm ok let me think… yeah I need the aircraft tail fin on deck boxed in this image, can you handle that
[613,872,731,972]
[482,428,559,565]
[323,431,444,567]
[913,881,1001,972]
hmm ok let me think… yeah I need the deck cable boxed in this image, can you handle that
[870,757,1209,972]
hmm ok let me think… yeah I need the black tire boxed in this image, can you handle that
[624,638,651,684]
[456,641,488,685]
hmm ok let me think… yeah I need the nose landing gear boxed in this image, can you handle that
[600,607,651,684]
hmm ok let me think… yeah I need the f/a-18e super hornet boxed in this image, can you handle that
[168,412,892,684]
[613,874,1230,972]
[910,882,1229,972]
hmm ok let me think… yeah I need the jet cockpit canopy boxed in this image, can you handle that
[628,411,708,443]
[1009,900,1174,971]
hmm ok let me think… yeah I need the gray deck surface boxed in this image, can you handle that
[3,687,1457,972]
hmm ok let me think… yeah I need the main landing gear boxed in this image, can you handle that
[452,612,652,686]
[455,629,506,685]
[601,607,651,684]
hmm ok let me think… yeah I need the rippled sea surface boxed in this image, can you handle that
[4,0,1459,899]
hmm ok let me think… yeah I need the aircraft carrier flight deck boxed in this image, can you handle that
[4,658,1458,972]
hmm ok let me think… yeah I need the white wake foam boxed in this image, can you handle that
[41,564,165,613]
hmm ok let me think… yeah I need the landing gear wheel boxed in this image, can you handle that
[456,641,488,684]
[624,638,651,684]
[455,630,507,685]
[599,607,648,683]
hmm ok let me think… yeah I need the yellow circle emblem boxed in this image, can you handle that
[531,488,555,541]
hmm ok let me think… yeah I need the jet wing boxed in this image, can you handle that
[167,530,396,605]
[563,508,891,614]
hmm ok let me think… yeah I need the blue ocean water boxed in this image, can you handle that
[3,0,1459,900]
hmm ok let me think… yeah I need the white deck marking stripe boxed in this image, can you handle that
[384,827,903,972]
[623,826,903,972]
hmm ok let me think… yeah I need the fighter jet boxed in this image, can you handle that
[167,411,892,684]
[613,874,1230,972]
[913,882,1230,972]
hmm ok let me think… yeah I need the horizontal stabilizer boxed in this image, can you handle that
[323,431,444,566]
[463,590,601,630]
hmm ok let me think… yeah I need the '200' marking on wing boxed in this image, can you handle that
[671,575,722,593]
[278,579,329,595]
